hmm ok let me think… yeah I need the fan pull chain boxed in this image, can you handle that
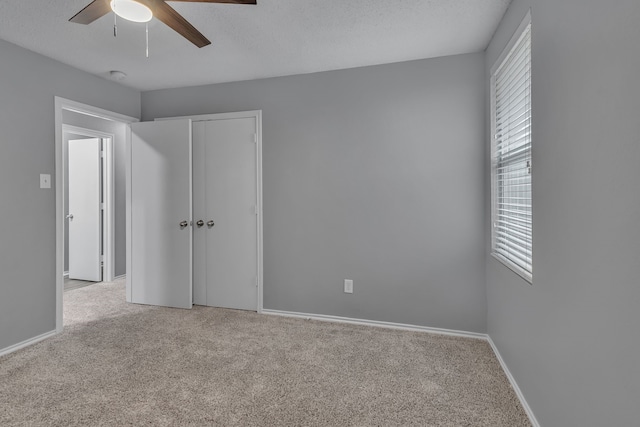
[146,23,149,58]
[113,7,117,37]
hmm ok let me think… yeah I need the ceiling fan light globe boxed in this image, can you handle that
[110,0,153,23]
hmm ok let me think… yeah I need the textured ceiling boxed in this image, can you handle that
[0,0,511,91]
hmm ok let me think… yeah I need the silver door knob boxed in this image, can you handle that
[66,214,74,220]
[196,220,204,228]
[179,220,189,229]
[207,220,215,228]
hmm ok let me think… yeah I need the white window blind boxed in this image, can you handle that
[492,23,532,281]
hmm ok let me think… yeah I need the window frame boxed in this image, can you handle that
[490,12,533,283]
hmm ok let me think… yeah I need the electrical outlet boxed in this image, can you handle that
[40,174,51,189]
[344,279,353,294]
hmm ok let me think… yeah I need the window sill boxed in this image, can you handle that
[490,253,532,285]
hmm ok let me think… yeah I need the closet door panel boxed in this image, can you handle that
[192,121,207,306]
[204,118,258,311]
[129,119,193,309]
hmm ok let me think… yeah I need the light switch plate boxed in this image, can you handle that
[40,174,51,189]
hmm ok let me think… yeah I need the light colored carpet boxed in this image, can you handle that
[0,279,531,426]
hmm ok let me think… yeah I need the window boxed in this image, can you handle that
[491,21,532,281]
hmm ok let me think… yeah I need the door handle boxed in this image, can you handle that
[66,214,74,220]
[179,220,189,229]
[196,220,204,228]
[207,220,215,228]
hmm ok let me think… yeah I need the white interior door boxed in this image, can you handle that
[68,138,102,282]
[193,118,258,310]
[129,120,192,309]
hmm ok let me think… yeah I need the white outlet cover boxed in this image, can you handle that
[40,174,51,189]
[344,279,353,294]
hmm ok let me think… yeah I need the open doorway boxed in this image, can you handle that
[55,97,139,332]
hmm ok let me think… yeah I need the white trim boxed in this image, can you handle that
[156,110,264,313]
[490,10,532,76]
[256,112,263,313]
[261,309,487,340]
[104,135,115,282]
[63,271,69,278]
[155,111,262,123]
[62,124,115,140]
[0,330,57,358]
[59,98,140,124]
[487,336,540,427]
[188,120,194,308]
[114,274,127,281]
[55,96,139,334]
[125,125,132,303]
[62,125,116,283]
[491,253,532,284]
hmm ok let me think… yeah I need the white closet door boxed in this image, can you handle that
[194,117,258,310]
[68,138,102,282]
[129,120,192,309]
[192,122,207,305]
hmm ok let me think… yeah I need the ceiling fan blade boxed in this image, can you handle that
[167,0,256,4]
[69,0,112,24]
[144,0,211,48]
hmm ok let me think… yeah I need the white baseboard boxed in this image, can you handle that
[113,274,126,281]
[63,271,69,278]
[262,309,486,340]
[487,336,540,427]
[0,330,58,358]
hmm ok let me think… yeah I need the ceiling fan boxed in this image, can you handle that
[70,0,257,48]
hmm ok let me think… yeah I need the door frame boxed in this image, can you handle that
[64,126,113,282]
[156,110,264,313]
[54,97,139,333]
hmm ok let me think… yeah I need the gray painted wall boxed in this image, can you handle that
[62,111,128,277]
[142,53,487,333]
[0,38,140,351]
[485,0,640,425]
